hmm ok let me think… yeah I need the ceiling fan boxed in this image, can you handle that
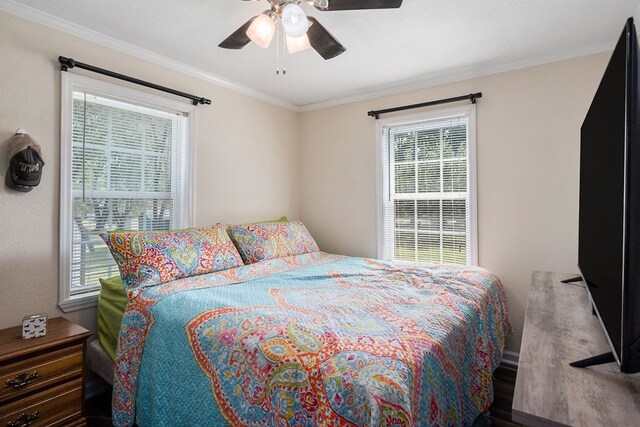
[219,0,403,61]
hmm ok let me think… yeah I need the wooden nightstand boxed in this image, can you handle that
[0,317,92,427]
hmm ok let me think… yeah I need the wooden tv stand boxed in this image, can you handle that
[513,271,640,426]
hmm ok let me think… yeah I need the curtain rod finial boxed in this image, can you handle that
[58,56,75,72]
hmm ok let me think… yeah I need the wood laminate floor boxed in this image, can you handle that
[487,364,522,426]
[85,363,522,426]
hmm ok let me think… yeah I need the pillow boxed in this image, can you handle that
[228,221,319,264]
[100,224,243,293]
[226,217,288,242]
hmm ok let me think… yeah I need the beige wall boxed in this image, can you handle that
[0,11,300,332]
[300,53,610,352]
[0,8,614,355]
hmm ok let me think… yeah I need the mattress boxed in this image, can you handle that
[97,276,127,360]
[110,252,511,427]
[87,339,115,386]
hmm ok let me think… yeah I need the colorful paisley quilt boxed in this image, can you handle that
[112,253,511,427]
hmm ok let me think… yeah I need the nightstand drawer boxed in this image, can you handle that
[0,345,83,403]
[0,378,82,427]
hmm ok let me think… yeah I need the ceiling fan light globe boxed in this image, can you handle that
[246,13,276,48]
[286,33,311,54]
[282,3,310,38]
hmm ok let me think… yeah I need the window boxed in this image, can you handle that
[378,105,477,265]
[59,74,194,311]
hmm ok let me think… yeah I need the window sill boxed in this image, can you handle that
[59,291,99,313]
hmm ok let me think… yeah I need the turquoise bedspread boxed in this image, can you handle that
[112,253,511,426]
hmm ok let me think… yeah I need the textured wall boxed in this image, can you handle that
[299,53,611,352]
[0,11,300,332]
[0,7,617,356]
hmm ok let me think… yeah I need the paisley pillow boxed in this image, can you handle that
[100,224,243,295]
[228,221,319,264]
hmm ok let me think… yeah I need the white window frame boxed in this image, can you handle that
[59,73,197,312]
[376,104,478,265]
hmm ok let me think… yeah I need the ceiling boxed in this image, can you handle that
[6,0,640,108]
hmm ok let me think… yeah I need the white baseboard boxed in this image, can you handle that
[502,350,520,366]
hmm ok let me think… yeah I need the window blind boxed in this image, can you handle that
[381,113,472,265]
[69,91,188,295]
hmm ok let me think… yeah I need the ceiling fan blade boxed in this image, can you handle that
[218,17,257,49]
[307,17,346,60]
[315,0,403,11]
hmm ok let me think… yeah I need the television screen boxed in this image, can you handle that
[578,24,626,359]
[578,17,640,373]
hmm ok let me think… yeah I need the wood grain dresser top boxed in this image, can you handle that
[0,317,91,363]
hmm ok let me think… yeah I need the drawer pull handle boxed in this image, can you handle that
[4,371,39,389]
[6,411,39,427]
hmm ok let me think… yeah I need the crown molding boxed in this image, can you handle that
[0,0,299,111]
[0,0,619,113]
[299,41,613,112]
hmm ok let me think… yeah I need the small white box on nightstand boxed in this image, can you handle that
[22,314,47,339]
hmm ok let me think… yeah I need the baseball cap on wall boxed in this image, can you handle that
[5,130,45,193]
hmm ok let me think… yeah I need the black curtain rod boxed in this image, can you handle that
[58,56,212,106]
[367,92,482,119]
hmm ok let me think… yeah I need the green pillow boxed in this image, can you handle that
[251,216,289,224]
[97,276,128,360]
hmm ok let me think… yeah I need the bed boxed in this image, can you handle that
[95,222,511,426]
[95,247,510,427]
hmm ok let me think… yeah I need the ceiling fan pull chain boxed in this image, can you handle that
[276,23,280,75]
[274,24,287,76]
[282,26,287,76]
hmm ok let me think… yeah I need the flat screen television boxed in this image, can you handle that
[576,16,640,373]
